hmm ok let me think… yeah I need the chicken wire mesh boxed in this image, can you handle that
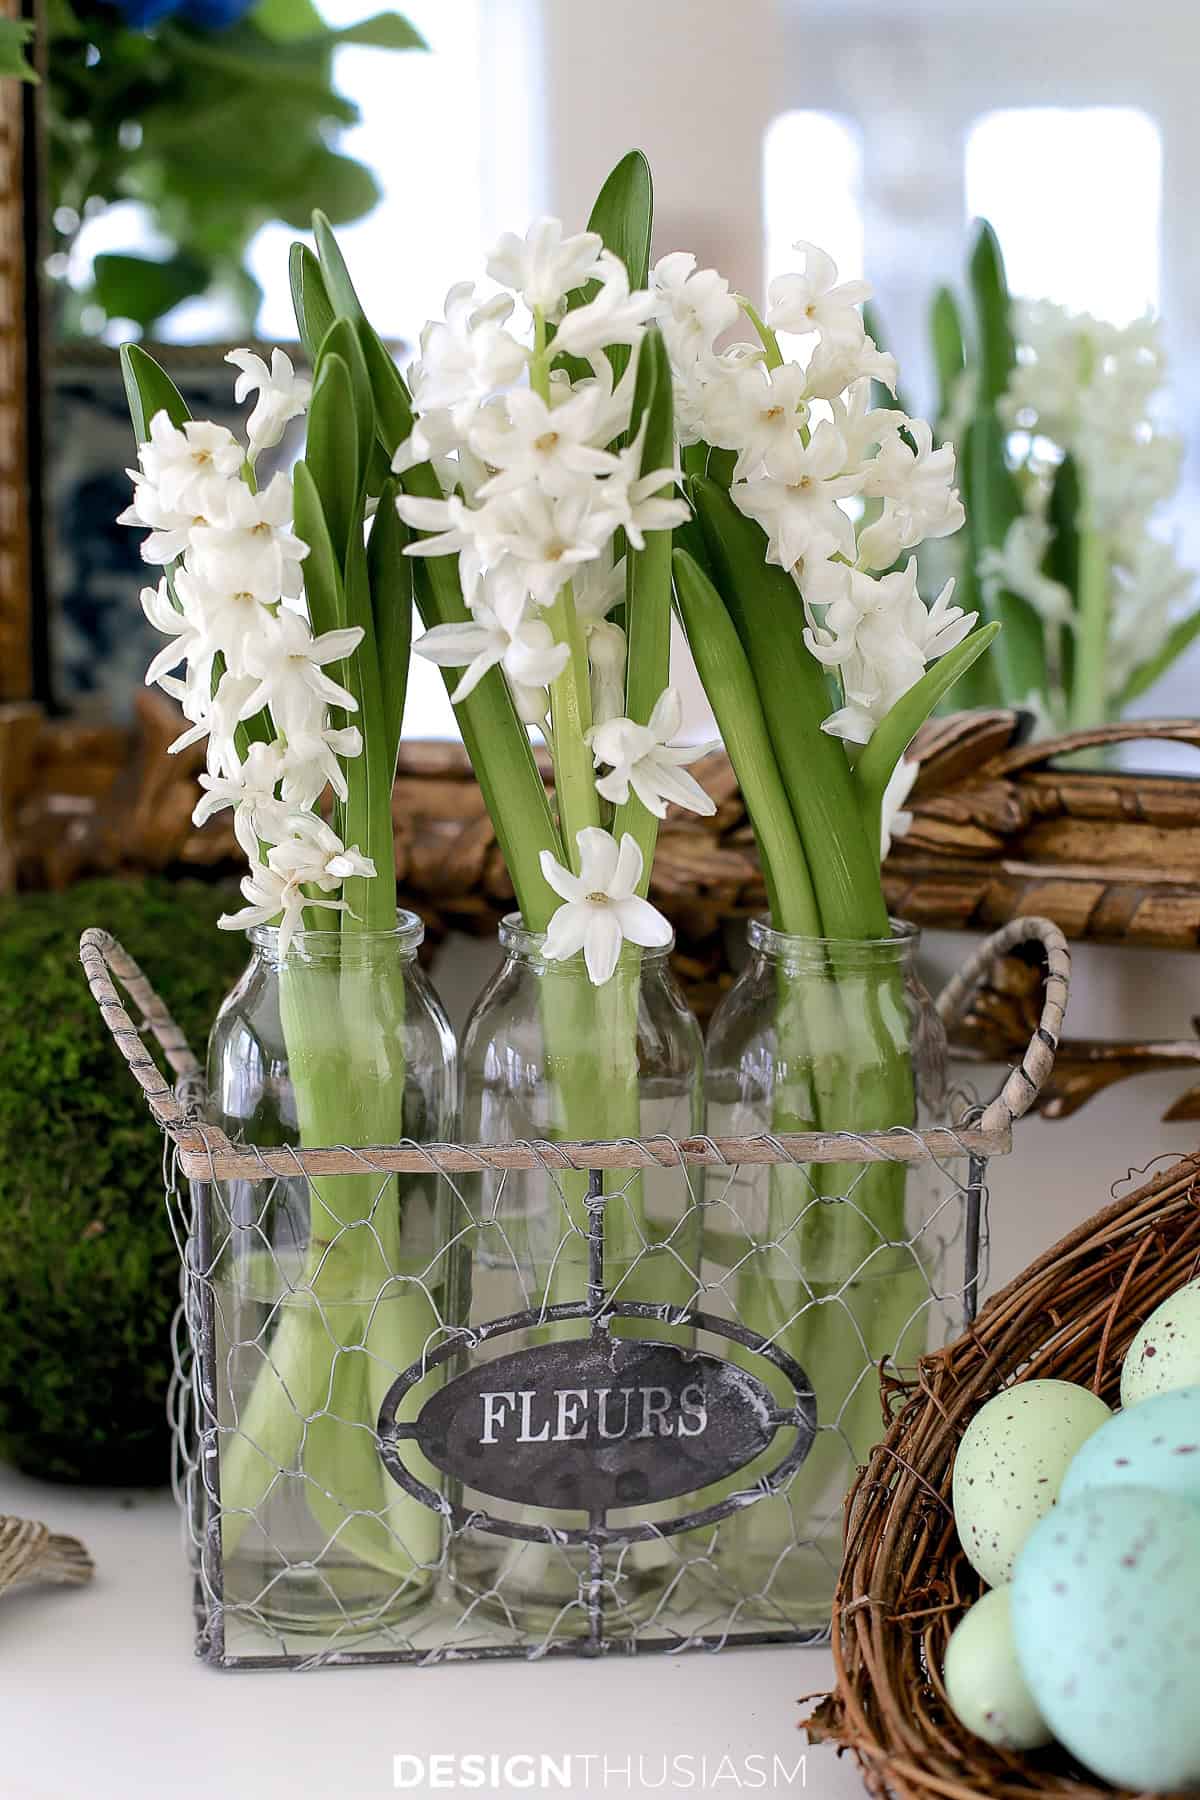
[160,1131,989,1668]
[80,916,1069,1672]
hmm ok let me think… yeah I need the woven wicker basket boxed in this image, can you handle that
[806,1149,1200,1800]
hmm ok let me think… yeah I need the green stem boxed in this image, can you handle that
[1069,521,1111,730]
[737,297,784,370]
[545,582,601,870]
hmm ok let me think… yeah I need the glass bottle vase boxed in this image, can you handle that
[703,918,949,1630]
[451,916,703,1638]
[202,914,456,1638]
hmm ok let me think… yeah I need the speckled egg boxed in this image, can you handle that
[943,1586,1052,1750]
[1012,1485,1200,1791]
[952,1380,1112,1586]
[1122,1280,1200,1405]
[1061,1384,1200,1511]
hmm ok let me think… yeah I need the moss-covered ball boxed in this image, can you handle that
[0,877,244,1484]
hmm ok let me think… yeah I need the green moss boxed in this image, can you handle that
[0,877,245,1484]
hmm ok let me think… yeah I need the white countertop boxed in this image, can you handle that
[0,1464,865,1800]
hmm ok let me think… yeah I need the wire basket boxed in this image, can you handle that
[805,1151,1200,1800]
[79,917,1067,1672]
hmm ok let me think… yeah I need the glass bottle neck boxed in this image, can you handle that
[497,912,675,978]
[745,917,919,976]
[249,912,425,970]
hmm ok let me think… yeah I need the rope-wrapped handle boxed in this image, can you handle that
[936,915,1070,1135]
[78,928,229,1147]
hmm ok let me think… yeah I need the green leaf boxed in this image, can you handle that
[411,560,562,928]
[339,530,396,927]
[274,150,379,229]
[1117,610,1200,709]
[931,285,966,427]
[305,214,413,457]
[0,18,37,82]
[672,549,819,935]
[333,12,427,50]
[312,208,366,324]
[587,149,653,291]
[304,352,360,566]
[612,328,674,892]
[317,315,375,514]
[969,219,1015,408]
[556,150,654,389]
[360,326,414,455]
[120,344,189,445]
[367,477,412,765]
[690,475,887,938]
[291,460,345,641]
[853,623,1002,852]
[290,242,335,364]
[251,0,328,43]
[1047,452,1082,701]
[969,413,1047,702]
[92,252,209,331]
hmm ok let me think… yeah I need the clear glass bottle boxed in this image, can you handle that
[703,919,949,1629]
[201,915,455,1639]
[451,916,703,1637]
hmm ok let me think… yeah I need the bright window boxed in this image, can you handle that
[763,111,864,291]
[965,107,1161,321]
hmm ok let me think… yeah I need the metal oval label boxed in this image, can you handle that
[403,1334,799,1512]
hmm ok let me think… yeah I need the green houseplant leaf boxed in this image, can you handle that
[969,219,1016,409]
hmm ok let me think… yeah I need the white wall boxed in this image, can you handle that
[538,0,781,297]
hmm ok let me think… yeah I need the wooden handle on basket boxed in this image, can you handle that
[78,928,229,1148]
[991,717,1200,778]
[935,916,1070,1136]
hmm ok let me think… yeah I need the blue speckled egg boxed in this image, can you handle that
[1061,1384,1200,1511]
[1012,1485,1200,1791]
[952,1379,1112,1586]
[1122,1280,1200,1405]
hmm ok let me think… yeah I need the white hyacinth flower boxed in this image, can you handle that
[587,688,716,818]
[803,558,976,744]
[731,420,863,568]
[186,472,308,602]
[408,282,527,428]
[879,756,919,860]
[413,589,569,710]
[226,348,312,456]
[602,430,690,550]
[704,361,813,483]
[470,386,618,498]
[486,216,604,314]
[268,814,377,891]
[119,477,217,565]
[238,609,363,725]
[277,723,363,810]
[140,577,209,689]
[136,411,244,515]
[766,241,872,346]
[192,740,285,831]
[587,618,628,728]
[977,517,1073,626]
[539,828,673,986]
[553,250,656,358]
[219,853,347,957]
[651,251,741,365]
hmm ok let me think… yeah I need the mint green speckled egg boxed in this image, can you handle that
[952,1380,1112,1586]
[1122,1281,1200,1406]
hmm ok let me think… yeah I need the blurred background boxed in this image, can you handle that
[45,0,1200,739]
